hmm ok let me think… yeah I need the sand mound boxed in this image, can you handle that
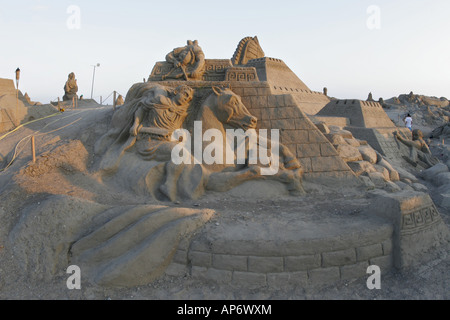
[15,140,93,197]
[20,140,88,178]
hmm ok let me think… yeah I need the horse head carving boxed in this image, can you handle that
[197,86,257,132]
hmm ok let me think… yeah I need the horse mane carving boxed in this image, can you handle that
[231,36,265,66]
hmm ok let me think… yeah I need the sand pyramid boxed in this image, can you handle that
[316,99,411,160]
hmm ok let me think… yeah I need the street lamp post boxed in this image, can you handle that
[90,63,100,100]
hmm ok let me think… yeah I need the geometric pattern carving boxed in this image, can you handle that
[401,204,442,235]
[149,63,172,78]
[225,67,259,82]
[203,60,233,81]
[148,60,233,82]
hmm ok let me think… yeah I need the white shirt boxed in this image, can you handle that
[405,117,412,127]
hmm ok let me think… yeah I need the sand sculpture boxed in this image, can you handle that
[63,72,78,101]
[71,37,446,288]
[24,93,31,104]
[161,40,206,81]
[3,37,449,291]
[79,38,355,286]
[430,123,450,139]
[70,205,215,287]
[128,84,194,138]
[0,78,57,132]
[115,94,124,106]
[95,83,304,202]
[315,99,412,161]
[231,36,265,66]
[395,129,440,168]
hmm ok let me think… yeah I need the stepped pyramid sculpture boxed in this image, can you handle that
[146,37,357,183]
[149,37,330,116]
[315,99,411,160]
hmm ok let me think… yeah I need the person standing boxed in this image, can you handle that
[404,113,413,131]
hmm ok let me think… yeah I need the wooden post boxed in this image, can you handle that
[15,68,20,127]
[31,136,36,163]
[113,91,117,111]
[15,88,18,126]
[72,97,75,109]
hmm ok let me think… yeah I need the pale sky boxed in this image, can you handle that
[0,0,449,104]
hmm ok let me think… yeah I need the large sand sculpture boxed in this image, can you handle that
[0,37,449,292]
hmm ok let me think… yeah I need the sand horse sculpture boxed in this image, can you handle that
[70,83,304,287]
[95,83,304,201]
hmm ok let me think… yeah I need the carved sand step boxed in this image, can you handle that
[70,206,214,287]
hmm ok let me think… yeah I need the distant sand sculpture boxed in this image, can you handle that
[63,72,78,101]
